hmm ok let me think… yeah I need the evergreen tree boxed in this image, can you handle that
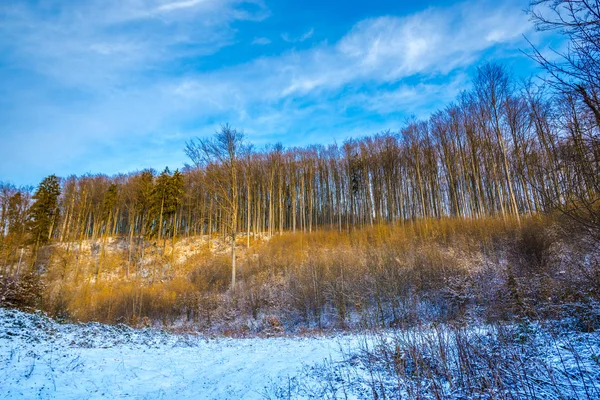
[102,184,118,220]
[28,175,61,246]
[147,168,184,240]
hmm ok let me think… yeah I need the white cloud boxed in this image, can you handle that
[343,74,470,116]
[0,0,270,90]
[47,0,533,132]
[326,0,530,89]
[158,0,537,140]
[156,0,208,13]
[1,0,532,113]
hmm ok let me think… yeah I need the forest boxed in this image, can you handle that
[0,0,599,335]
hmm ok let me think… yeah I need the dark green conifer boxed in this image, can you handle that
[147,168,184,240]
[28,175,61,246]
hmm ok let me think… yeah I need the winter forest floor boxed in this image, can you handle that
[1,308,599,400]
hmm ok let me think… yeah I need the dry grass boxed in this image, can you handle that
[2,214,599,333]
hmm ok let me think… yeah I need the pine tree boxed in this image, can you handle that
[28,175,61,246]
[147,168,184,241]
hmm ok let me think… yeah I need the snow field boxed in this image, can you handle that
[0,309,359,399]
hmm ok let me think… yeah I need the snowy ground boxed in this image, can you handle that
[0,309,360,399]
[1,308,599,399]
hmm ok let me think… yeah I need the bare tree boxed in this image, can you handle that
[529,0,600,125]
[528,0,600,238]
[474,63,522,224]
[185,124,247,289]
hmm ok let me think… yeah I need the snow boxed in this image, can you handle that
[0,309,358,399]
[1,309,599,399]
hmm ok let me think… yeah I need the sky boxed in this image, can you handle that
[0,0,557,186]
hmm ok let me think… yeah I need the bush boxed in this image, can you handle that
[0,273,44,311]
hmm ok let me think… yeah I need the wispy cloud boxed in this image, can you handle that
[278,1,530,97]
[156,0,209,13]
[281,27,314,43]
[0,0,270,90]
[166,0,533,109]
[0,0,546,184]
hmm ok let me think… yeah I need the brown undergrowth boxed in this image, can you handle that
[2,215,599,334]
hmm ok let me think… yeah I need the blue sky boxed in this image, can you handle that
[0,0,556,185]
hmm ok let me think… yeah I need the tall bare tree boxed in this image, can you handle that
[185,125,247,289]
[528,0,600,237]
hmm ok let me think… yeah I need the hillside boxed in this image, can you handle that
[1,216,598,335]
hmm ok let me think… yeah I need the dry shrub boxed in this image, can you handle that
[260,315,284,336]
[188,254,231,291]
[485,217,600,327]
[287,256,327,326]
[0,273,44,311]
[245,218,522,329]
[330,325,600,400]
[512,218,555,275]
[238,270,286,320]
[49,277,196,325]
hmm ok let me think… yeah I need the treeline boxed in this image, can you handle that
[2,65,598,254]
